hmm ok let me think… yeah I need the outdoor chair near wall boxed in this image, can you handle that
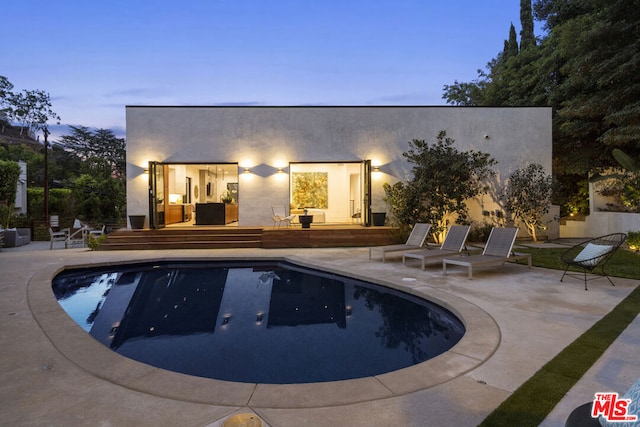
[49,227,67,250]
[443,227,530,279]
[560,233,627,291]
[271,206,296,228]
[89,225,106,237]
[369,223,432,262]
[402,225,471,270]
[66,218,89,248]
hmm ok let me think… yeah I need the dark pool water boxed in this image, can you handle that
[52,261,465,384]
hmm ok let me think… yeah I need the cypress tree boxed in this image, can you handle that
[506,23,519,59]
[520,0,536,50]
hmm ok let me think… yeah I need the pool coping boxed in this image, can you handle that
[27,253,500,409]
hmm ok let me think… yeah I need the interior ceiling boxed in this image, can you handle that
[196,164,237,177]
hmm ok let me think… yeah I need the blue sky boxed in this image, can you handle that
[2,1,540,140]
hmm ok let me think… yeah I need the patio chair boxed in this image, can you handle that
[271,206,296,228]
[89,225,106,237]
[66,218,88,248]
[369,223,431,262]
[443,227,526,279]
[402,225,471,270]
[49,227,67,250]
[560,233,627,290]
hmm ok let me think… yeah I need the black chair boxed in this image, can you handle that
[560,233,627,290]
[564,402,601,427]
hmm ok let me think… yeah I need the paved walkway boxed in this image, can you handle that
[1,242,638,426]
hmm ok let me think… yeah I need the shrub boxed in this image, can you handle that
[469,222,494,243]
[87,234,107,250]
[627,231,640,251]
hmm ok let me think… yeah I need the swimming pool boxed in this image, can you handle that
[52,260,465,384]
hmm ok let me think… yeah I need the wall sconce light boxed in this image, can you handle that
[346,306,352,317]
[243,168,251,174]
[373,166,381,173]
[143,168,149,174]
[256,312,264,324]
[277,167,284,173]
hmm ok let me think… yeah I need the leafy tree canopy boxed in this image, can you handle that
[59,125,126,179]
[503,164,553,242]
[384,130,497,242]
[442,0,640,215]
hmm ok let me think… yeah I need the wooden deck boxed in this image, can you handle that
[98,225,397,250]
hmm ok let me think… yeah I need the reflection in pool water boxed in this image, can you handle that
[52,261,465,384]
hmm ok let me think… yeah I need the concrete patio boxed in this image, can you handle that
[1,242,638,426]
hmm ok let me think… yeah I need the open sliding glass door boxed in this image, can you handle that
[148,161,165,229]
[362,160,372,226]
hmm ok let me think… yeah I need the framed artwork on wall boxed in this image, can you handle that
[292,172,328,208]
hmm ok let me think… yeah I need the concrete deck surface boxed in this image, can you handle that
[1,242,638,426]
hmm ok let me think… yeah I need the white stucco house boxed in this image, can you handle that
[126,106,556,237]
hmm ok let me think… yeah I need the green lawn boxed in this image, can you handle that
[515,246,640,280]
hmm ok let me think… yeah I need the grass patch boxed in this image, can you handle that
[514,247,640,280]
[479,265,640,426]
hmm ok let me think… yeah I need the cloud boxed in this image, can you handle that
[103,88,169,99]
[211,101,264,106]
[369,91,443,105]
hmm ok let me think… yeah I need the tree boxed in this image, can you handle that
[382,180,425,237]
[56,126,127,223]
[384,131,497,243]
[591,149,640,212]
[505,23,519,59]
[10,89,60,136]
[0,159,21,227]
[442,79,484,106]
[443,0,640,216]
[59,126,126,179]
[0,76,14,127]
[520,0,536,50]
[503,164,553,242]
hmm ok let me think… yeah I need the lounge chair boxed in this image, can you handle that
[271,206,296,228]
[369,223,431,262]
[443,227,529,279]
[402,225,471,270]
[560,233,627,290]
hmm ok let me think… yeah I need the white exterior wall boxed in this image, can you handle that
[560,179,640,237]
[561,212,640,238]
[126,106,553,232]
[14,161,27,215]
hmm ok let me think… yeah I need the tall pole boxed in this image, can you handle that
[43,126,49,224]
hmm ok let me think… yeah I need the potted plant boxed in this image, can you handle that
[220,190,233,204]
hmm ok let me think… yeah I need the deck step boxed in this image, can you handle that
[98,226,397,250]
[98,228,264,251]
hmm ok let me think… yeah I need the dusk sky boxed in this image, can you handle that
[2,1,541,140]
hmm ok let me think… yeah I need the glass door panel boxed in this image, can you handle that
[148,161,166,229]
[362,160,372,226]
